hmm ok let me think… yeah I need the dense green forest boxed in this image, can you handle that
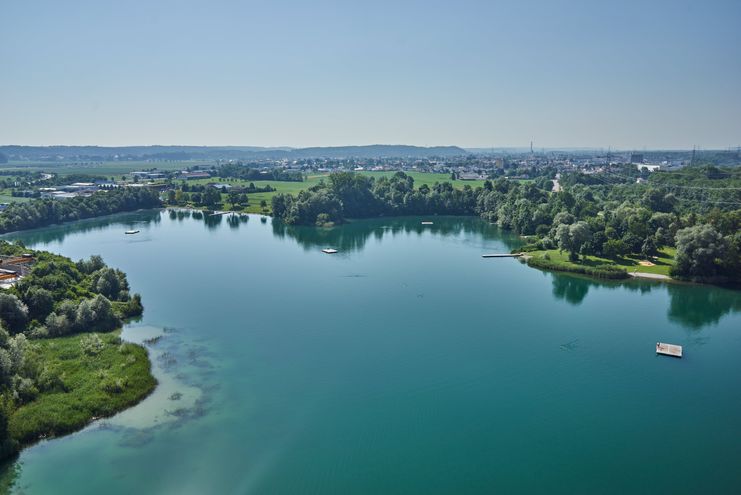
[0,241,151,460]
[0,187,162,234]
[271,168,741,285]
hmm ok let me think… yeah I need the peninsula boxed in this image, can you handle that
[0,242,154,461]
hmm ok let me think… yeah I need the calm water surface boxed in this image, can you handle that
[2,210,741,494]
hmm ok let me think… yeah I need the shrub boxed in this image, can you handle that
[0,294,29,334]
[80,334,104,356]
[527,256,629,280]
[101,377,128,394]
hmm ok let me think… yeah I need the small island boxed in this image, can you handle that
[0,241,155,461]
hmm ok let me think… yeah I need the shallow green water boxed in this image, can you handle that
[2,210,741,494]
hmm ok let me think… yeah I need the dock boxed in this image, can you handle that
[482,253,522,258]
[656,342,682,358]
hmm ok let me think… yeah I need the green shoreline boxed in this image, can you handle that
[8,330,156,450]
[516,246,675,281]
[3,204,731,290]
[170,206,734,288]
[514,243,741,289]
[0,241,158,463]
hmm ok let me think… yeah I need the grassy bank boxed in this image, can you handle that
[8,331,155,446]
[522,247,676,279]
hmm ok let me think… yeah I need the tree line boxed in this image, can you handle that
[0,187,162,234]
[216,163,304,182]
[271,170,741,284]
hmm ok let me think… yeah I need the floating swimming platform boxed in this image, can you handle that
[656,342,682,358]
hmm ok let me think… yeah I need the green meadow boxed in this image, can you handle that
[525,246,676,276]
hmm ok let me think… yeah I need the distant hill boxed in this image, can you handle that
[281,145,465,159]
[0,144,467,162]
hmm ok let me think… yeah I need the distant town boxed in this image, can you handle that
[1,145,739,207]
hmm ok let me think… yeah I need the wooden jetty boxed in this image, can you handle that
[656,342,682,358]
[482,253,522,258]
[322,248,338,254]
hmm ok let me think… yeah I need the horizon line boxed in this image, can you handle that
[2,143,736,152]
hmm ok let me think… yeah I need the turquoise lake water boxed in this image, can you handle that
[2,210,741,494]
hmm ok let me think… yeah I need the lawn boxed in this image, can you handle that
[527,246,675,276]
[184,174,327,213]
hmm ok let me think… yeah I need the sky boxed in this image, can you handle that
[1,0,740,149]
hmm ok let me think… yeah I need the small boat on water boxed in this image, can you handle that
[421,221,434,225]
[125,230,140,235]
[322,248,338,254]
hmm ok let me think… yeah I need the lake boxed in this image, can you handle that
[2,210,741,494]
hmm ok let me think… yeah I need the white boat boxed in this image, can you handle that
[421,221,434,225]
[322,248,338,254]
[125,230,140,235]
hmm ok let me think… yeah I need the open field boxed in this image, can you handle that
[185,175,326,213]
[0,193,32,204]
[526,246,676,276]
[2,160,209,178]
[357,171,487,189]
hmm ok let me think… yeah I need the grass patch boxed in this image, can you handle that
[526,255,629,279]
[8,331,155,446]
[0,193,31,204]
[524,246,676,279]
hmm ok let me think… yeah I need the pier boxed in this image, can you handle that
[482,253,523,258]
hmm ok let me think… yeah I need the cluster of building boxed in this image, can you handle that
[39,180,117,199]
[0,254,35,288]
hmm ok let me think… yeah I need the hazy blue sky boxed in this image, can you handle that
[1,0,740,148]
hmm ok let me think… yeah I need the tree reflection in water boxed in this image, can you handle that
[546,270,741,330]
